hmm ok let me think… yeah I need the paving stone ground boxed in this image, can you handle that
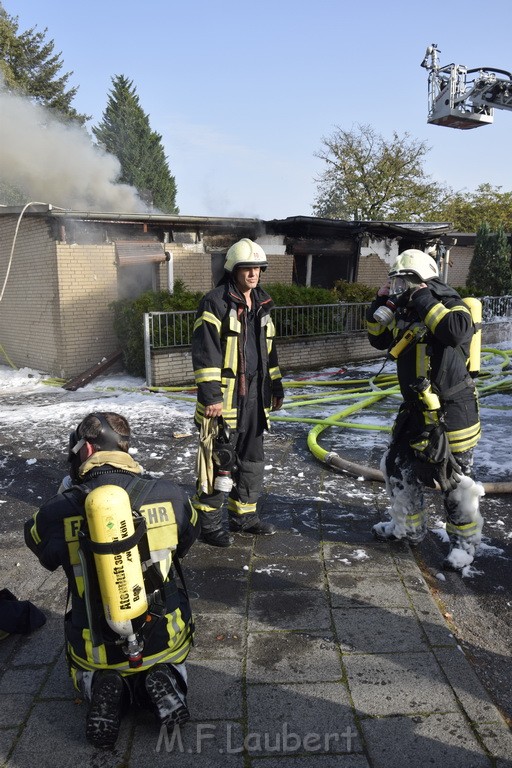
[0,416,511,768]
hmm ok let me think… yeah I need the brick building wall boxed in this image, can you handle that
[0,216,121,377]
[56,242,119,375]
[150,332,380,386]
[355,252,389,290]
[165,243,212,293]
[445,245,472,288]
[260,254,294,285]
[357,242,476,291]
[0,216,62,372]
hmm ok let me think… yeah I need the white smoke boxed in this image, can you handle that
[0,86,149,213]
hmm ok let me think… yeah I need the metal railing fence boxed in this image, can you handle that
[145,296,512,350]
[481,295,512,322]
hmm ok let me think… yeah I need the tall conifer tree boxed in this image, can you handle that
[468,223,512,296]
[93,75,178,213]
[0,3,88,124]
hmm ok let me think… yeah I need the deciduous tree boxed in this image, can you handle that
[433,184,512,232]
[313,123,450,221]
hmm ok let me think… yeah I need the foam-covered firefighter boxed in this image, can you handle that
[24,412,199,749]
[192,238,284,547]
[366,249,484,571]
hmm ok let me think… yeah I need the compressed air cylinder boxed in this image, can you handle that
[463,297,482,377]
[85,485,148,638]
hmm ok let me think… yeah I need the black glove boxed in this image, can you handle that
[411,424,462,493]
[434,452,463,492]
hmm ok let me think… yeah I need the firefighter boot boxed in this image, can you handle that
[197,509,233,547]
[145,664,190,729]
[229,513,276,535]
[443,539,476,572]
[85,670,125,749]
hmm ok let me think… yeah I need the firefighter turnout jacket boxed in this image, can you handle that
[24,453,199,677]
[366,277,480,453]
[192,280,284,429]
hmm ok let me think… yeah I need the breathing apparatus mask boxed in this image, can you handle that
[373,274,422,326]
[68,412,129,481]
[212,417,237,492]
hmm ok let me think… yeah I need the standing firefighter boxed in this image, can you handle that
[192,238,284,547]
[24,412,199,749]
[366,249,484,571]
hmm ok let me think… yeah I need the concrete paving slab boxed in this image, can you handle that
[344,651,458,716]
[9,617,63,666]
[40,647,78,697]
[361,712,492,768]
[320,518,381,545]
[473,721,512,765]
[248,589,331,631]
[191,613,246,659]
[249,557,325,591]
[245,681,361,756]
[327,571,412,609]
[323,540,406,571]
[0,695,33,728]
[0,729,18,765]
[9,700,131,767]
[0,666,47,695]
[407,589,459,646]
[332,606,429,654]
[249,757,371,768]
[186,659,243,720]
[130,720,245,767]
[246,632,341,684]
[253,529,322,558]
[433,647,505,724]
[186,561,249,615]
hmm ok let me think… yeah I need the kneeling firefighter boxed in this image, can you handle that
[366,249,484,571]
[24,412,199,749]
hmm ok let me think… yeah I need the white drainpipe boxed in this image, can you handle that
[166,251,174,293]
[306,254,313,287]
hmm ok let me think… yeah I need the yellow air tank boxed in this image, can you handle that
[463,297,482,377]
[85,485,148,639]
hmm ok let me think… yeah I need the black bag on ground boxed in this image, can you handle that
[0,588,46,636]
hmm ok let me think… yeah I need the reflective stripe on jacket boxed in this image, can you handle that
[366,281,480,452]
[192,280,284,430]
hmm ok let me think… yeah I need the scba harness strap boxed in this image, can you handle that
[65,475,188,649]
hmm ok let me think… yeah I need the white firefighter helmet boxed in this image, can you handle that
[389,249,439,281]
[224,238,268,273]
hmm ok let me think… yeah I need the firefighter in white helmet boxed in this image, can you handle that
[191,238,284,546]
[24,412,199,748]
[366,249,484,571]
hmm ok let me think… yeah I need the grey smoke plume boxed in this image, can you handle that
[0,87,148,213]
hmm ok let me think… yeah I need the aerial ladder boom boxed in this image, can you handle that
[421,44,512,129]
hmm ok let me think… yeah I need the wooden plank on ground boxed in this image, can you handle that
[63,351,123,391]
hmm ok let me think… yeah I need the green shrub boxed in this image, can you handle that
[263,283,336,306]
[453,285,473,298]
[332,280,376,302]
[111,280,203,376]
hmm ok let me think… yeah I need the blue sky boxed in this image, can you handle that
[6,0,512,219]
